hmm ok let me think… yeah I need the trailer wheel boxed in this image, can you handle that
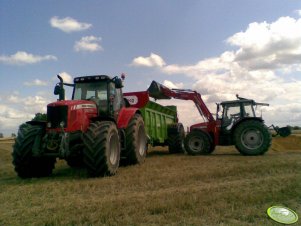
[234,120,271,155]
[184,130,211,155]
[83,121,120,177]
[12,124,56,178]
[167,123,185,153]
[124,114,147,165]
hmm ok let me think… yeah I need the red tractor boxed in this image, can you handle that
[13,75,147,178]
[148,81,291,155]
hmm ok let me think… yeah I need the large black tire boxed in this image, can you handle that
[184,130,212,155]
[83,121,120,177]
[167,123,185,154]
[12,125,56,178]
[123,114,147,165]
[66,143,84,168]
[234,120,271,155]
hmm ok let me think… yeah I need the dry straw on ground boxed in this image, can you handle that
[0,135,300,226]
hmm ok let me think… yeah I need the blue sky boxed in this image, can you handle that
[0,0,301,135]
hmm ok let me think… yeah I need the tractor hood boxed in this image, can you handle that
[47,100,97,132]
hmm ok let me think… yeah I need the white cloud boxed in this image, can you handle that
[296,10,301,16]
[163,80,184,89]
[23,96,48,113]
[156,99,205,130]
[132,53,166,67]
[0,104,27,119]
[50,16,92,33]
[24,79,48,86]
[74,36,103,52]
[0,51,57,65]
[0,93,54,134]
[7,95,20,104]
[0,104,33,135]
[131,14,301,127]
[0,72,69,135]
[227,16,301,71]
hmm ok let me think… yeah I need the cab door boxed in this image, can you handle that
[109,82,124,121]
[219,103,242,145]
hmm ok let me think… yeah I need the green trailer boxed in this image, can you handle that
[124,91,185,153]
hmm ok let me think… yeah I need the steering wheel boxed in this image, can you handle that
[230,113,240,119]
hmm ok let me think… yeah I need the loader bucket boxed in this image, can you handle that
[147,81,171,100]
[274,126,291,137]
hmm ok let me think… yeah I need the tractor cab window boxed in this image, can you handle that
[73,82,109,113]
[243,103,255,117]
[222,104,241,130]
[73,82,107,101]
[223,104,241,120]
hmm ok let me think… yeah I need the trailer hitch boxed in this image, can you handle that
[269,125,291,137]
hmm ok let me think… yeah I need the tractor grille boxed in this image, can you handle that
[47,105,68,128]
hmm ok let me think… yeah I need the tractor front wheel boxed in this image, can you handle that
[184,130,212,155]
[83,121,120,177]
[234,120,271,155]
[12,124,56,178]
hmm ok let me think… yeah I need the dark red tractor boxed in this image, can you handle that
[148,81,291,156]
[13,75,147,178]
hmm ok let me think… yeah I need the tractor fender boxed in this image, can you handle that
[26,120,47,129]
[117,107,141,129]
[231,117,264,135]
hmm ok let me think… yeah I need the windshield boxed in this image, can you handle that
[243,103,255,117]
[223,104,240,119]
[222,102,256,120]
[73,82,107,101]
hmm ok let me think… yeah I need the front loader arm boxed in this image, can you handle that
[147,81,215,122]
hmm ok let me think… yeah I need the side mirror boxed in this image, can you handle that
[54,83,65,101]
[54,84,61,95]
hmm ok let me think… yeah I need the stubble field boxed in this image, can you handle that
[0,135,300,226]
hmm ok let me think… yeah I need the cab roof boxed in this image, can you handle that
[220,99,256,106]
[74,75,112,83]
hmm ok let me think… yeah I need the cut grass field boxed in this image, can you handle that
[0,136,300,226]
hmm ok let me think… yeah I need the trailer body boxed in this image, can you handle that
[124,91,179,146]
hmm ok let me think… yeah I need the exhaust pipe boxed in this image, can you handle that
[54,75,65,101]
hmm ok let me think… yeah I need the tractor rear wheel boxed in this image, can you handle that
[234,120,271,155]
[167,123,185,154]
[12,124,56,178]
[123,114,147,165]
[83,121,120,177]
[184,130,212,155]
